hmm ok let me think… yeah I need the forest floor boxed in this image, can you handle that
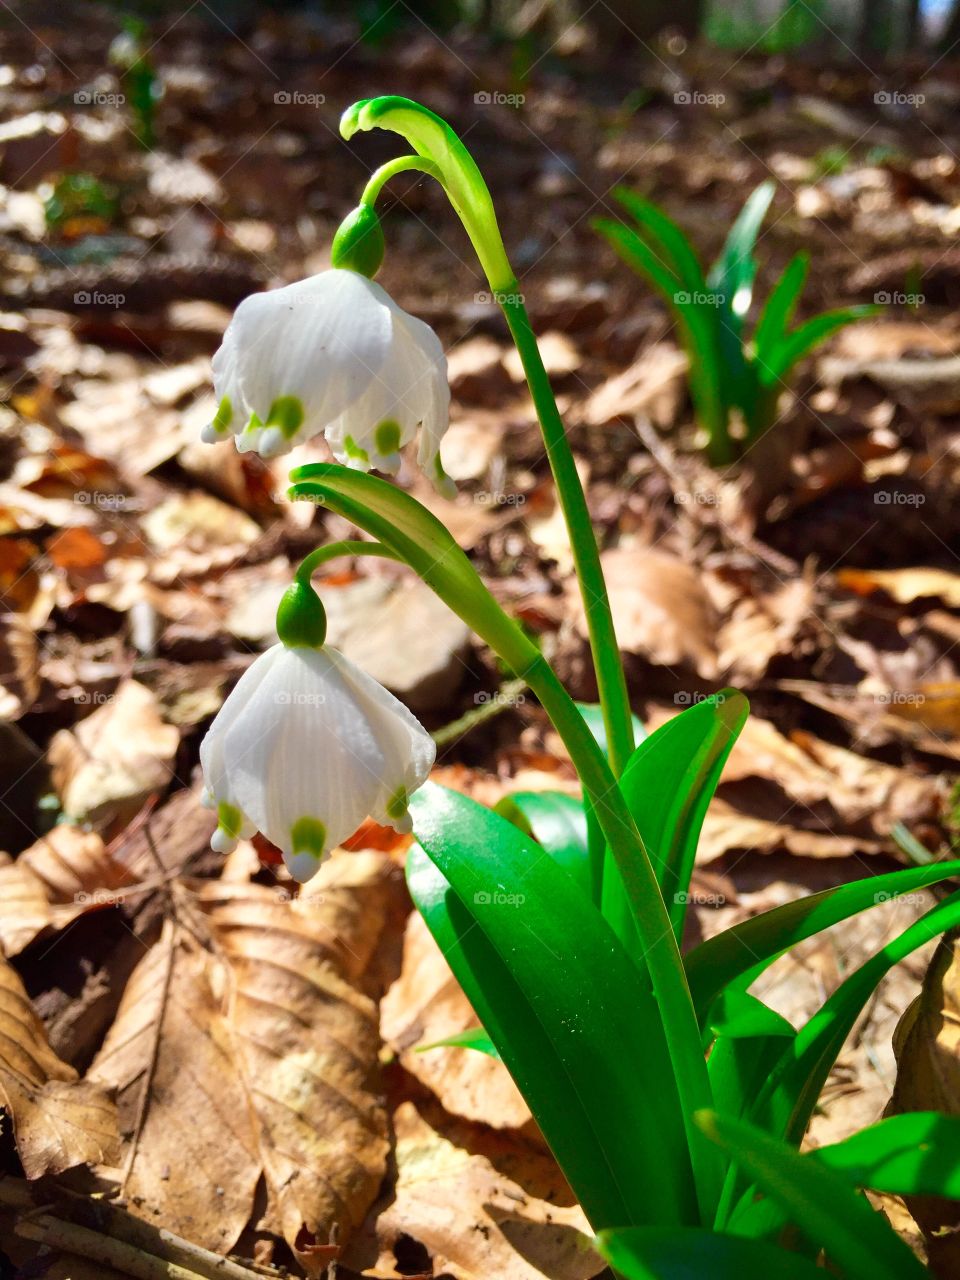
[3,5,960,1278]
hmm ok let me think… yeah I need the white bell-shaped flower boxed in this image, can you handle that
[201,268,454,496]
[200,642,436,883]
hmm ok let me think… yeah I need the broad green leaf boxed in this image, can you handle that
[758,305,879,385]
[752,252,808,361]
[814,1111,960,1199]
[707,988,795,1042]
[416,1025,501,1059]
[696,1110,928,1279]
[494,790,590,894]
[686,857,960,1025]
[597,1224,825,1279]
[408,783,698,1229]
[619,691,748,939]
[755,889,960,1145]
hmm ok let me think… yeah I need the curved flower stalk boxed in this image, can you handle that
[200,568,435,882]
[201,266,454,495]
[341,96,635,778]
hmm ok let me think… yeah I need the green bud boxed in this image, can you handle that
[276,580,327,650]
[331,203,385,278]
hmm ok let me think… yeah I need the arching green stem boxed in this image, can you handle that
[295,539,401,586]
[361,154,444,207]
[341,97,634,777]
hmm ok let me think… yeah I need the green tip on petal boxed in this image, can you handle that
[266,395,305,440]
[211,395,233,434]
[386,784,409,821]
[276,580,327,649]
[375,419,401,456]
[332,203,385,278]
[218,801,243,838]
[343,434,370,466]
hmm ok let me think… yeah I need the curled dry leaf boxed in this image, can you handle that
[0,826,131,957]
[0,953,119,1177]
[343,1102,602,1280]
[88,921,260,1256]
[381,909,531,1130]
[47,680,179,829]
[887,932,960,1276]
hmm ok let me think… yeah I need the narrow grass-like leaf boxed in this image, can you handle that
[686,857,960,1025]
[755,889,960,1145]
[814,1112,960,1198]
[595,218,729,461]
[597,1224,825,1279]
[696,1110,928,1279]
[752,252,808,361]
[613,188,708,295]
[619,691,747,939]
[706,180,776,316]
[409,783,698,1228]
[758,305,879,385]
[416,1025,501,1059]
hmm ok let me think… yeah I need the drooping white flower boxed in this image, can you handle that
[200,642,435,883]
[201,267,454,496]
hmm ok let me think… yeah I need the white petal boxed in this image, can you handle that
[233,270,395,448]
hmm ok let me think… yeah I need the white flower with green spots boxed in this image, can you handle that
[201,267,454,496]
[200,642,436,883]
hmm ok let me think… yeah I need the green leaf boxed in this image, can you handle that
[686,857,960,1026]
[288,464,539,679]
[619,690,748,939]
[752,252,809,361]
[707,991,796,1130]
[814,1112,960,1199]
[408,783,698,1229]
[596,1224,825,1279]
[613,188,708,295]
[595,218,730,463]
[696,1110,928,1279]
[758,305,879,385]
[416,1026,501,1059]
[494,790,591,894]
[706,180,776,317]
[755,889,960,1145]
[576,700,646,757]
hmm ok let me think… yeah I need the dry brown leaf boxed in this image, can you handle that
[698,799,883,865]
[343,1103,602,1280]
[838,567,960,607]
[718,713,940,834]
[48,680,179,828]
[886,932,960,1276]
[716,578,815,683]
[194,852,404,1260]
[0,953,119,1177]
[572,546,718,675]
[582,342,687,428]
[0,614,39,719]
[88,921,260,1255]
[381,910,531,1130]
[0,825,130,957]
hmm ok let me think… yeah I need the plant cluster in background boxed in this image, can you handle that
[596,181,876,466]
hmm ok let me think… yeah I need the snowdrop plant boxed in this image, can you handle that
[596,182,877,466]
[201,96,960,1278]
